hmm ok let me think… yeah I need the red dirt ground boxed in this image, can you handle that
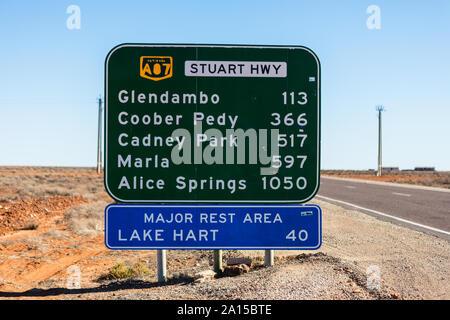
[0,196,88,235]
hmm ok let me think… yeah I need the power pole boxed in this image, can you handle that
[97,97,103,174]
[376,105,385,177]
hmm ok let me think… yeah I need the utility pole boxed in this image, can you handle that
[376,105,385,177]
[97,97,102,174]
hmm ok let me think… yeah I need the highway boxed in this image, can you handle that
[317,176,450,240]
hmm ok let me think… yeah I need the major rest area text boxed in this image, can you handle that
[116,211,283,242]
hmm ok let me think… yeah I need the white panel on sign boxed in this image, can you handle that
[185,61,287,78]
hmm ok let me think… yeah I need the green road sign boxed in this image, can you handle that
[104,44,320,203]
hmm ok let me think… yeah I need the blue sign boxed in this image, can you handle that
[105,204,321,250]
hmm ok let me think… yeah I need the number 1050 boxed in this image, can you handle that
[261,176,307,190]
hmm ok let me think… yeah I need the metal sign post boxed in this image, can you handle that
[214,250,223,273]
[157,249,167,283]
[265,250,274,267]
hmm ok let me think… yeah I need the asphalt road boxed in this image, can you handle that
[317,176,450,239]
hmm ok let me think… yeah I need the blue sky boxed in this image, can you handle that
[0,1,449,170]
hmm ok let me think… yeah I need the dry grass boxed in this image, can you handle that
[40,227,68,240]
[22,236,47,252]
[0,168,108,203]
[63,201,108,236]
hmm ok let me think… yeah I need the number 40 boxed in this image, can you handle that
[286,229,308,241]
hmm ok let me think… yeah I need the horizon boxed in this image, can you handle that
[1,165,447,172]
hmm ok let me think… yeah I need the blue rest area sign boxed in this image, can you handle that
[105,204,322,250]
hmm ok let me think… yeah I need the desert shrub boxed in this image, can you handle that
[41,228,68,240]
[64,201,107,236]
[104,260,150,280]
[23,236,46,252]
[107,263,132,279]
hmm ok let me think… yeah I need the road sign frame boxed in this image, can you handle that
[104,43,321,203]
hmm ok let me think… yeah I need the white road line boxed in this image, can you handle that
[316,195,450,236]
[322,176,450,193]
[345,186,356,189]
[392,192,411,197]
